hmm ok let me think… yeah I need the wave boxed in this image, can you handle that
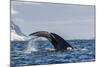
[23,37,91,54]
[23,37,55,54]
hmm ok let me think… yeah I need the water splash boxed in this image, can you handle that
[24,37,39,53]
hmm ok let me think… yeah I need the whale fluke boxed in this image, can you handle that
[29,31,73,51]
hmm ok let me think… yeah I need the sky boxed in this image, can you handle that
[11,1,95,40]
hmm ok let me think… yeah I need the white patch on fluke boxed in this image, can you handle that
[67,47,73,50]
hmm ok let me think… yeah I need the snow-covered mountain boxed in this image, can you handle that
[11,21,28,41]
[11,21,50,41]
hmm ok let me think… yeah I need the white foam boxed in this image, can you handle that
[73,48,88,51]
[24,38,38,53]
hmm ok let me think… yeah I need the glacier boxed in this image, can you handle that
[11,22,28,41]
[11,22,47,41]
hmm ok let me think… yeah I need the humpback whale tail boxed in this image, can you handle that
[29,31,73,51]
[50,33,73,50]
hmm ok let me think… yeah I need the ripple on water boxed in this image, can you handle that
[11,40,95,66]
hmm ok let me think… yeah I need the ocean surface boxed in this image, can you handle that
[11,39,95,67]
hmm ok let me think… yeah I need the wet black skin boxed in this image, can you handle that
[29,31,73,51]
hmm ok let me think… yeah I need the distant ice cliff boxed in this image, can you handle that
[11,21,28,41]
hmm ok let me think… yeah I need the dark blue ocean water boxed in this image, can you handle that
[11,40,95,67]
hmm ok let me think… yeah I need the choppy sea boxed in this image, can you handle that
[11,39,95,67]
